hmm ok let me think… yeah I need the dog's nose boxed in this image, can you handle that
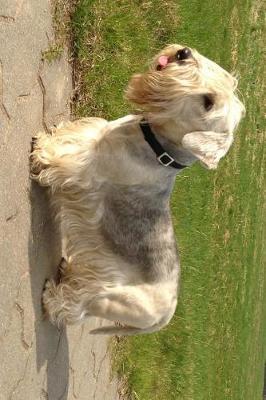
[175,47,192,61]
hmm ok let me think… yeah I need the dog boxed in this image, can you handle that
[31,45,245,335]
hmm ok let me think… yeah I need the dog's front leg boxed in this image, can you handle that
[87,289,158,331]
[30,125,96,191]
[30,129,63,188]
[31,133,83,190]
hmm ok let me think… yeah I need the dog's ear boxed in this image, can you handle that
[126,72,166,111]
[125,73,151,108]
[181,131,233,169]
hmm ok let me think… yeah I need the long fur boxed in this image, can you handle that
[31,45,245,335]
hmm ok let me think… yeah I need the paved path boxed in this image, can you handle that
[0,1,120,399]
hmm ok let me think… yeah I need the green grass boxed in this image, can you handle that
[42,0,77,62]
[71,1,266,399]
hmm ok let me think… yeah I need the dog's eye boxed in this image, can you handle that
[203,95,214,111]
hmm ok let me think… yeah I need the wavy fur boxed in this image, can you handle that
[31,45,244,335]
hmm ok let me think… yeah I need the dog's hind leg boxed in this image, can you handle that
[86,288,159,331]
[42,279,90,326]
[87,286,177,335]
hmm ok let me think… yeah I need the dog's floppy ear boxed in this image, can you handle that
[181,131,233,169]
[125,73,149,107]
[125,71,166,111]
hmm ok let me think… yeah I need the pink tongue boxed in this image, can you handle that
[158,55,169,68]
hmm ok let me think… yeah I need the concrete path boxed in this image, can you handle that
[0,1,120,399]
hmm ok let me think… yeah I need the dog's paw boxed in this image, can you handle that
[42,279,61,322]
[42,279,55,307]
[31,136,37,153]
[29,130,54,179]
[30,136,45,178]
[59,258,68,274]
[42,279,67,327]
[55,258,68,284]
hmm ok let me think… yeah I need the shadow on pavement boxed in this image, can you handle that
[28,181,69,399]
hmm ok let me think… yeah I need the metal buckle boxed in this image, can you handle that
[157,152,175,167]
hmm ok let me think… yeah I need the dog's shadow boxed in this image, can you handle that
[28,181,69,399]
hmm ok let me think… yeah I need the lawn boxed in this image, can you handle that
[70,1,265,399]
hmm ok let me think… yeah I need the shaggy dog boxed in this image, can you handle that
[31,45,245,335]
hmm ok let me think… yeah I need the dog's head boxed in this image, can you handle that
[126,44,245,169]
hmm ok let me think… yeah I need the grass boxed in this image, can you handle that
[42,0,78,63]
[70,1,266,399]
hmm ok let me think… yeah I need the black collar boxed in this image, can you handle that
[139,121,187,170]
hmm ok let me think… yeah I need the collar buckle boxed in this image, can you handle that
[157,152,175,167]
[139,120,187,170]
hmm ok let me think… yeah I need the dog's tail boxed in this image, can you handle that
[89,318,169,336]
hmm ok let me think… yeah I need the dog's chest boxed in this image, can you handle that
[101,185,179,282]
